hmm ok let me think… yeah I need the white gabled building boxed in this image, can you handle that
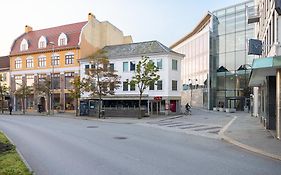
[79,41,184,116]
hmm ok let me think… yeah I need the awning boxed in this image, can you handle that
[249,56,281,87]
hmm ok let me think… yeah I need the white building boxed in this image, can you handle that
[79,41,184,116]
[248,0,281,139]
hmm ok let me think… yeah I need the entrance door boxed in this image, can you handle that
[40,97,46,112]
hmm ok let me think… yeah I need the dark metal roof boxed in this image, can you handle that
[102,40,184,58]
[0,56,9,70]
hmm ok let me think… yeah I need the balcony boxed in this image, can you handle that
[247,6,260,24]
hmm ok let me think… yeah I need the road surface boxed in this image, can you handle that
[0,116,280,175]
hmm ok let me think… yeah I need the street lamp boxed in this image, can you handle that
[49,41,55,115]
[188,79,193,106]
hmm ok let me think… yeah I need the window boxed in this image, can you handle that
[65,54,74,65]
[58,33,68,46]
[123,62,128,72]
[59,38,65,46]
[26,58,34,68]
[172,80,177,91]
[109,63,114,71]
[130,61,135,71]
[85,65,90,75]
[20,39,28,51]
[15,75,22,80]
[130,82,135,91]
[38,36,47,49]
[26,75,34,79]
[65,72,74,89]
[172,59,178,70]
[52,55,60,66]
[52,73,60,89]
[123,81,128,91]
[149,82,155,90]
[38,56,46,67]
[157,80,163,90]
[157,59,162,69]
[15,59,22,69]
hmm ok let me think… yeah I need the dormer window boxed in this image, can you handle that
[58,33,68,46]
[38,36,47,49]
[20,39,28,51]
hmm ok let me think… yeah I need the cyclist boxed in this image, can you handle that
[185,103,191,115]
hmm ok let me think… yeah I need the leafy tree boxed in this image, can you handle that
[0,81,9,114]
[130,56,160,119]
[14,82,33,114]
[85,50,120,118]
[69,76,87,116]
[33,77,51,114]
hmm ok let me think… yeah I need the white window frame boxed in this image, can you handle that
[38,55,46,68]
[58,33,68,46]
[15,58,22,69]
[38,36,47,49]
[26,57,34,68]
[20,39,28,51]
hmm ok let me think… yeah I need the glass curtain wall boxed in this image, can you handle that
[211,0,255,110]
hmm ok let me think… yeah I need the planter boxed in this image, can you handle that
[219,107,224,112]
[213,107,217,111]
[225,108,236,113]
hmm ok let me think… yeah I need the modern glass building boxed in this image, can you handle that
[211,0,255,110]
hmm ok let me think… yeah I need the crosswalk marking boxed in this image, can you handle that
[143,119,223,139]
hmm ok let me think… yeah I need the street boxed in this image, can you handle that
[0,114,281,175]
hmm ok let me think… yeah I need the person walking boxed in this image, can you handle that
[9,104,13,115]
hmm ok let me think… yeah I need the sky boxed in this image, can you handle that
[0,0,247,56]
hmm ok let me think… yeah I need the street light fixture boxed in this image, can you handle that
[49,41,55,115]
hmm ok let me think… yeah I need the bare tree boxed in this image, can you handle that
[85,50,120,118]
[14,82,33,114]
[69,76,87,116]
[0,81,9,113]
[33,77,51,114]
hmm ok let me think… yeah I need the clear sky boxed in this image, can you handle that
[0,0,247,56]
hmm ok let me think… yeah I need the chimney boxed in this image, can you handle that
[25,25,33,33]
[88,12,95,21]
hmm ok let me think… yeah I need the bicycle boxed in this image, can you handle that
[184,109,191,115]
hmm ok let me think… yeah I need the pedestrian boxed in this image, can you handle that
[9,104,13,115]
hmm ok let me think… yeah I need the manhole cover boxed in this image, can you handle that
[87,126,98,128]
[113,136,128,140]
[267,135,274,139]
[204,117,208,119]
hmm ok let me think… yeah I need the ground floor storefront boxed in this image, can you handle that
[80,96,181,117]
[12,92,75,113]
[249,56,281,139]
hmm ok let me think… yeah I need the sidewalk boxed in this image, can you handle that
[220,111,281,161]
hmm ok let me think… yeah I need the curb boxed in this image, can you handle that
[219,116,281,161]
[0,130,34,174]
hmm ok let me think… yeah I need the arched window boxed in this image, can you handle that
[58,33,68,46]
[38,36,47,49]
[20,39,28,51]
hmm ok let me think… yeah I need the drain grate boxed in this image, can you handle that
[87,126,98,128]
[113,136,128,140]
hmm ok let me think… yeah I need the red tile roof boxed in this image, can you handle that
[10,21,88,56]
[0,56,9,70]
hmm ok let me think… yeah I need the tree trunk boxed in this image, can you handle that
[22,98,25,114]
[138,92,142,119]
[98,94,102,118]
[1,96,4,114]
[75,98,79,116]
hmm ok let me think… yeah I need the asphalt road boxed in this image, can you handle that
[0,116,280,175]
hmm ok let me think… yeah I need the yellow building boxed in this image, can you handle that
[9,13,132,112]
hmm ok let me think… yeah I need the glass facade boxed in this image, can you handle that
[211,0,255,110]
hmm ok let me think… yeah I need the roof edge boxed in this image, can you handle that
[170,12,212,49]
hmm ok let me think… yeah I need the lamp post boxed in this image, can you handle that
[49,42,55,115]
[188,79,193,106]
